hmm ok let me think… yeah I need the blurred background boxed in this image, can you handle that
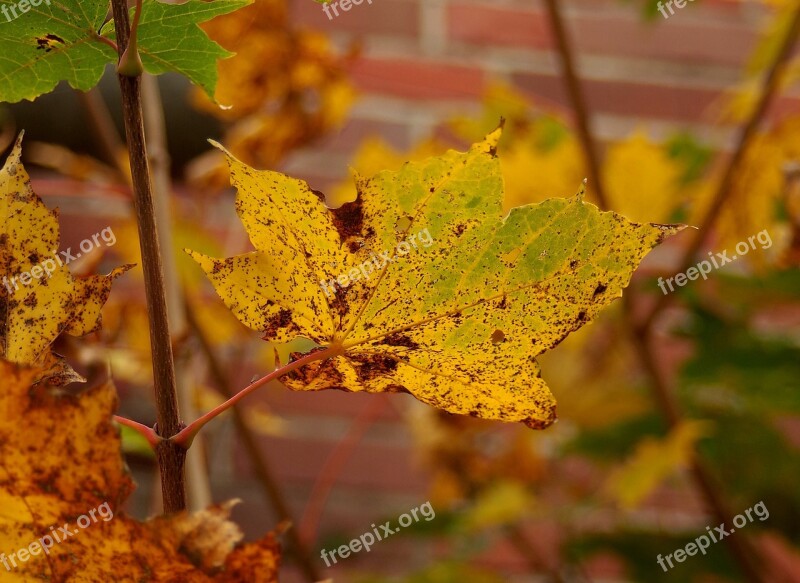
[2,0,800,581]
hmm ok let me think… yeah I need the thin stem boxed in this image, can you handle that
[92,33,118,53]
[298,396,386,547]
[640,4,800,332]
[626,320,764,583]
[117,0,144,77]
[110,0,185,514]
[114,415,159,448]
[142,73,213,511]
[540,2,778,580]
[77,88,126,173]
[542,0,608,209]
[174,345,342,448]
[184,303,323,582]
[505,524,573,583]
[131,0,142,34]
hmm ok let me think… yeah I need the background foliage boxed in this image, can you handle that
[1,0,799,581]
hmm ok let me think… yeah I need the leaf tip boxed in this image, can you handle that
[523,409,557,430]
[577,180,587,201]
[185,249,214,271]
[207,139,228,154]
[649,222,689,243]
[5,131,25,165]
[208,139,244,173]
[480,120,504,156]
[112,264,136,278]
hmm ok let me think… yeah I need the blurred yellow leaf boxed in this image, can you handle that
[190,0,354,189]
[690,118,800,267]
[604,131,682,223]
[604,421,712,508]
[449,82,534,145]
[460,481,534,531]
[500,135,584,210]
[539,309,651,430]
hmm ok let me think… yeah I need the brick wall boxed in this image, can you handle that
[25,2,784,582]
[284,0,800,188]
[5,1,792,581]
[235,2,795,581]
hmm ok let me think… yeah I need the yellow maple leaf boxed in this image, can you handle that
[0,360,280,581]
[604,131,683,223]
[189,0,354,190]
[188,127,681,429]
[0,135,130,371]
[328,137,448,208]
[604,421,712,509]
[690,117,800,267]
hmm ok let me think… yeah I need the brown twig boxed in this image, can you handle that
[541,1,790,580]
[110,0,185,514]
[627,322,764,583]
[298,396,387,548]
[184,304,323,582]
[142,73,213,511]
[640,4,800,332]
[76,88,126,172]
[506,524,573,583]
[92,33,118,53]
[542,0,609,209]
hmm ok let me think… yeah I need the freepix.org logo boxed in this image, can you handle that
[1,502,114,572]
[2,0,51,23]
[2,227,117,294]
[319,227,434,298]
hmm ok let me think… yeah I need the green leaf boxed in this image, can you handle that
[679,305,800,415]
[0,0,247,104]
[357,562,506,583]
[566,413,666,460]
[103,0,249,100]
[666,131,713,185]
[568,529,738,581]
[119,424,155,459]
[0,0,115,103]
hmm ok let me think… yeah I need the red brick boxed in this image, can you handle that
[448,4,552,50]
[238,432,429,491]
[265,387,404,421]
[511,72,800,123]
[312,117,413,153]
[448,4,756,67]
[512,72,708,121]
[289,0,419,38]
[348,58,485,100]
